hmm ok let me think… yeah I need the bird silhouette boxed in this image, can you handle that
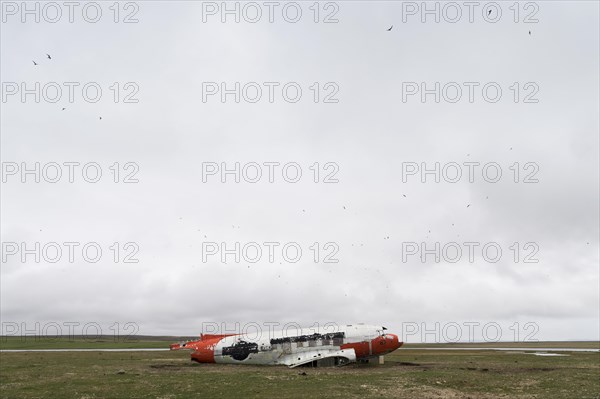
[32,61,37,66]
[387,25,393,31]
[529,31,531,35]
[467,204,471,208]
[46,54,51,59]
[487,9,492,15]
[61,107,66,111]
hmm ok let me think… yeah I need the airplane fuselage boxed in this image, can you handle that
[171,324,403,367]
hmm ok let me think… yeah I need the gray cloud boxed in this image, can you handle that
[1,1,598,342]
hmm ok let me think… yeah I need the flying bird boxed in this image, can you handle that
[403,194,406,198]
[387,25,393,31]
[487,9,492,15]
[529,31,531,35]
[32,60,37,65]
[46,54,51,59]
[61,107,66,111]
[99,116,102,120]
[467,204,471,208]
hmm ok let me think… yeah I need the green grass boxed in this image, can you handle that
[0,336,193,350]
[4,337,596,351]
[402,341,600,349]
[1,345,599,398]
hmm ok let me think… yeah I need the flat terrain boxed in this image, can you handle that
[0,337,183,350]
[1,340,598,399]
[2,336,598,350]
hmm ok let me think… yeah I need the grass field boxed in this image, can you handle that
[0,336,189,350]
[2,336,598,351]
[1,339,599,399]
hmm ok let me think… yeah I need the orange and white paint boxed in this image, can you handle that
[171,324,403,367]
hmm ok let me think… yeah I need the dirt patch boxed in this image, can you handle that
[381,385,540,399]
[521,367,556,372]
[149,364,184,370]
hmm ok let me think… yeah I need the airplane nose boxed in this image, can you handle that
[371,333,403,355]
[385,334,400,351]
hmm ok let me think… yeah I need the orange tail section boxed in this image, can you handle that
[170,333,237,351]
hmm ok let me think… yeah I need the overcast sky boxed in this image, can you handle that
[1,1,598,342]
